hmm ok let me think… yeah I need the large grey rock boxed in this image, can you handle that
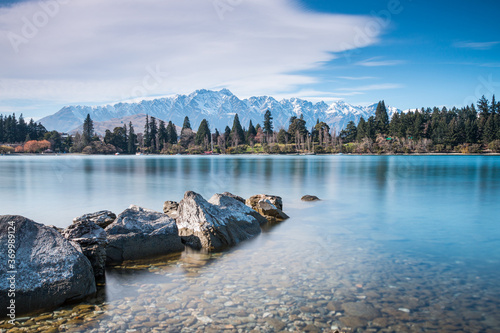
[209,192,268,225]
[105,205,184,264]
[73,210,116,229]
[176,191,262,250]
[0,215,96,315]
[246,194,289,223]
[62,220,107,278]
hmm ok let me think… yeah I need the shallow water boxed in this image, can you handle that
[1,155,500,332]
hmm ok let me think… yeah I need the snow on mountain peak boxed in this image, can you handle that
[39,89,402,134]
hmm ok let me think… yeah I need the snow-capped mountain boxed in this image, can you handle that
[39,89,401,134]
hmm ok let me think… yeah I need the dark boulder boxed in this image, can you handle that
[62,220,107,278]
[73,210,116,229]
[0,215,96,315]
[105,205,184,264]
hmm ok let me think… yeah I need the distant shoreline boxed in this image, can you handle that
[2,152,500,157]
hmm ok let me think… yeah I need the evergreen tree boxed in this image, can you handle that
[413,111,424,140]
[491,95,497,115]
[144,114,150,148]
[166,121,177,144]
[230,114,245,144]
[288,116,308,142]
[339,121,357,143]
[214,128,220,143]
[356,117,367,141]
[128,122,137,154]
[0,115,4,143]
[263,110,273,135]
[464,119,478,143]
[374,101,389,134]
[366,116,376,139]
[82,114,94,146]
[195,119,211,146]
[224,126,231,140]
[313,121,330,143]
[478,95,490,118]
[247,120,257,141]
[182,116,191,131]
[158,120,167,151]
[17,114,28,143]
[484,114,496,143]
[104,129,113,144]
[149,117,158,151]
[277,129,289,144]
[123,124,128,151]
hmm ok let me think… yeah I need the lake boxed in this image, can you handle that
[1,155,500,332]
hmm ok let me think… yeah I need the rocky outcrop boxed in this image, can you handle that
[209,193,268,225]
[105,205,184,264]
[0,215,96,315]
[246,194,289,223]
[163,201,179,219]
[62,220,107,278]
[176,191,262,250]
[301,195,321,202]
[73,210,116,229]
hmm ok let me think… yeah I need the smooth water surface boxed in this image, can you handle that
[1,155,499,332]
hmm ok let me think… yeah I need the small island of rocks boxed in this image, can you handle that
[0,191,288,316]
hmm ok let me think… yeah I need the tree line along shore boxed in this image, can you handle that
[1,95,500,155]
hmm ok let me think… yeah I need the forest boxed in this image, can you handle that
[1,95,500,155]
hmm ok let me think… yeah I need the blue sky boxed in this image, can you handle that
[297,0,500,108]
[1,0,499,119]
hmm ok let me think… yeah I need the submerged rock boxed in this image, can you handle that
[176,191,262,250]
[301,195,320,202]
[163,201,179,219]
[62,220,107,278]
[105,205,184,264]
[0,215,96,315]
[73,210,116,229]
[246,194,289,223]
[341,302,381,320]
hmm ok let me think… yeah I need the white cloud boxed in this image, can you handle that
[338,83,403,92]
[0,0,382,111]
[454,41,499,50]
[337,76,377,80]
[356,57,405,67]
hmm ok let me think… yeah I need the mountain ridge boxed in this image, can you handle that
[39,89,402,134]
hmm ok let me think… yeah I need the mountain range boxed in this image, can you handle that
[39,89,402,135]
